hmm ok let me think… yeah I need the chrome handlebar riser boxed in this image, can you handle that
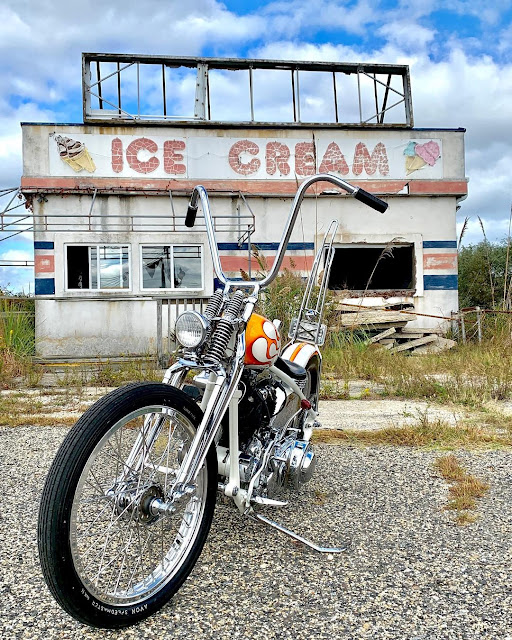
[188,173,361,290]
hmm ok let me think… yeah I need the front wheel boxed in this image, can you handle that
[38,382,217,628]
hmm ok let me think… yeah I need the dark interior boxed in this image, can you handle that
[328,245,415,291]
[67,246,89,289]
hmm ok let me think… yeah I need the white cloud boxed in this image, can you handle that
[0,1,267,105]
[0,249,33,261]
[259,0,378,37]
[378,21,436,50]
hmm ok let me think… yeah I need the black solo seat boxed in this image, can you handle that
[274,356,307,381]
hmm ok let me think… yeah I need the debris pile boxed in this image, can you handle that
[333,304,456,354]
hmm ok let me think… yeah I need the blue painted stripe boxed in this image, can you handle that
[423,241,457,249]
[424,275,458,290]
[217,242,314,251]
[34,241,54,250]
[35,278,55,295]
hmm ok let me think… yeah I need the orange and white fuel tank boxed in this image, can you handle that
[244,313,281,367]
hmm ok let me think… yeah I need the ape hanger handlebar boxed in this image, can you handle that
[185,173,388,289]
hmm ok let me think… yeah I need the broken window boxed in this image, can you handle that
[141,245,202,290]
[66,245,130,290]
[328,244,415,291]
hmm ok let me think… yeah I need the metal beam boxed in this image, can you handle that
[82,53,413,127]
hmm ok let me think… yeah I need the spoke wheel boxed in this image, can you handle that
[38,383,216,629]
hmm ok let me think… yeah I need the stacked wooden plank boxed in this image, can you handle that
[333,306,456,354]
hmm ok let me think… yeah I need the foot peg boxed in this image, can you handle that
[250,512,349,554]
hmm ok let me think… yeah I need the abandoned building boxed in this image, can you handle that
[20,54,467,359]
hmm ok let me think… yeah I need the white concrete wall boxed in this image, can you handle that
[36,299,157,358]
[24,123,464,358]
[32,191,459,357]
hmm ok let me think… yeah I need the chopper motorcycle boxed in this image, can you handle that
[38,173,387,628]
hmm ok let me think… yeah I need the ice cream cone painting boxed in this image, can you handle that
[54,135,96,173]
[404,140,440,175]
[405,154,426,174]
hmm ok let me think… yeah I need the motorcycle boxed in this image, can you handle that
[38,173,387,628]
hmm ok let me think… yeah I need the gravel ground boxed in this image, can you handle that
[319,400,463,430]
[0,424,511,640]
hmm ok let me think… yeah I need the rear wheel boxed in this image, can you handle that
[38,382,216,628]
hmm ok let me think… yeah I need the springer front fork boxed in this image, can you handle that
[120,341,317,510]
[117,347,345,552]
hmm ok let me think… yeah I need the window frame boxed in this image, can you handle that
[139,244,204,292]
[65,243,132,292]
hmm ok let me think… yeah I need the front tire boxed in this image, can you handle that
[38,382,216,628]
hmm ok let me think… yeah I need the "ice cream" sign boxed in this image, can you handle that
[48,133,443,180]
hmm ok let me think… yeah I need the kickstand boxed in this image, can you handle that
[249,512,350,553]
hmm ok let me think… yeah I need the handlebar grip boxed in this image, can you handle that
[185,204,198,228]
[354,188,388,213]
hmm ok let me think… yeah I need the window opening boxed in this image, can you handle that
[328,244,415,291]
[67,246,89,289]
[66,244,130,290]
[141,245,202,290]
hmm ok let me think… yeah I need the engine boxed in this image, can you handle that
[237,372,278,446]
[218,368,317,500]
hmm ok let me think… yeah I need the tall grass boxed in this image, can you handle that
[0,297,35,356]
[322,328,512,406]
[0,296,38,387]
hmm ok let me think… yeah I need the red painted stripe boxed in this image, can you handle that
[20,177,468,197]
[423,253,458,270]
[220,255,314,272]
[409,180,467,195]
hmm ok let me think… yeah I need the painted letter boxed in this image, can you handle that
[295,142,316,176]
[319,142,349,175]
[352,142,389,176]
[229,140,260,175]
[126,137,160,174]
[266,142,290,175]
[111,138,123,173]
[164,140,186,175]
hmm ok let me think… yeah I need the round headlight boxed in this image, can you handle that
[175,311,208,349]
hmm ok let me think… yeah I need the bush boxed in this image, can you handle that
[458,239,510,309]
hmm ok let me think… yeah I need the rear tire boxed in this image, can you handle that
[38,382,216,628]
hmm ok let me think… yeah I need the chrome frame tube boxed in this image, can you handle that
[269,364,318,425]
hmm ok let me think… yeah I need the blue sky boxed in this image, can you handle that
[1,0,511,292]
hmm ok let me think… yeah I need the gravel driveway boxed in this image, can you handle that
[0,424,511,640]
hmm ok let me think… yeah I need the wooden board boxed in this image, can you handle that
[398,327,444,335]
[333,321,409,332]
[368,327,396,344]
[389,334,437,353]
[411,336,457,355]
[337,310,417,327]
[394,331,425,339]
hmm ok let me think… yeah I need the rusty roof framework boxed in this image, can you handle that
[1,189,256,246]
[83,54,414,128]
[0,188,32,243]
